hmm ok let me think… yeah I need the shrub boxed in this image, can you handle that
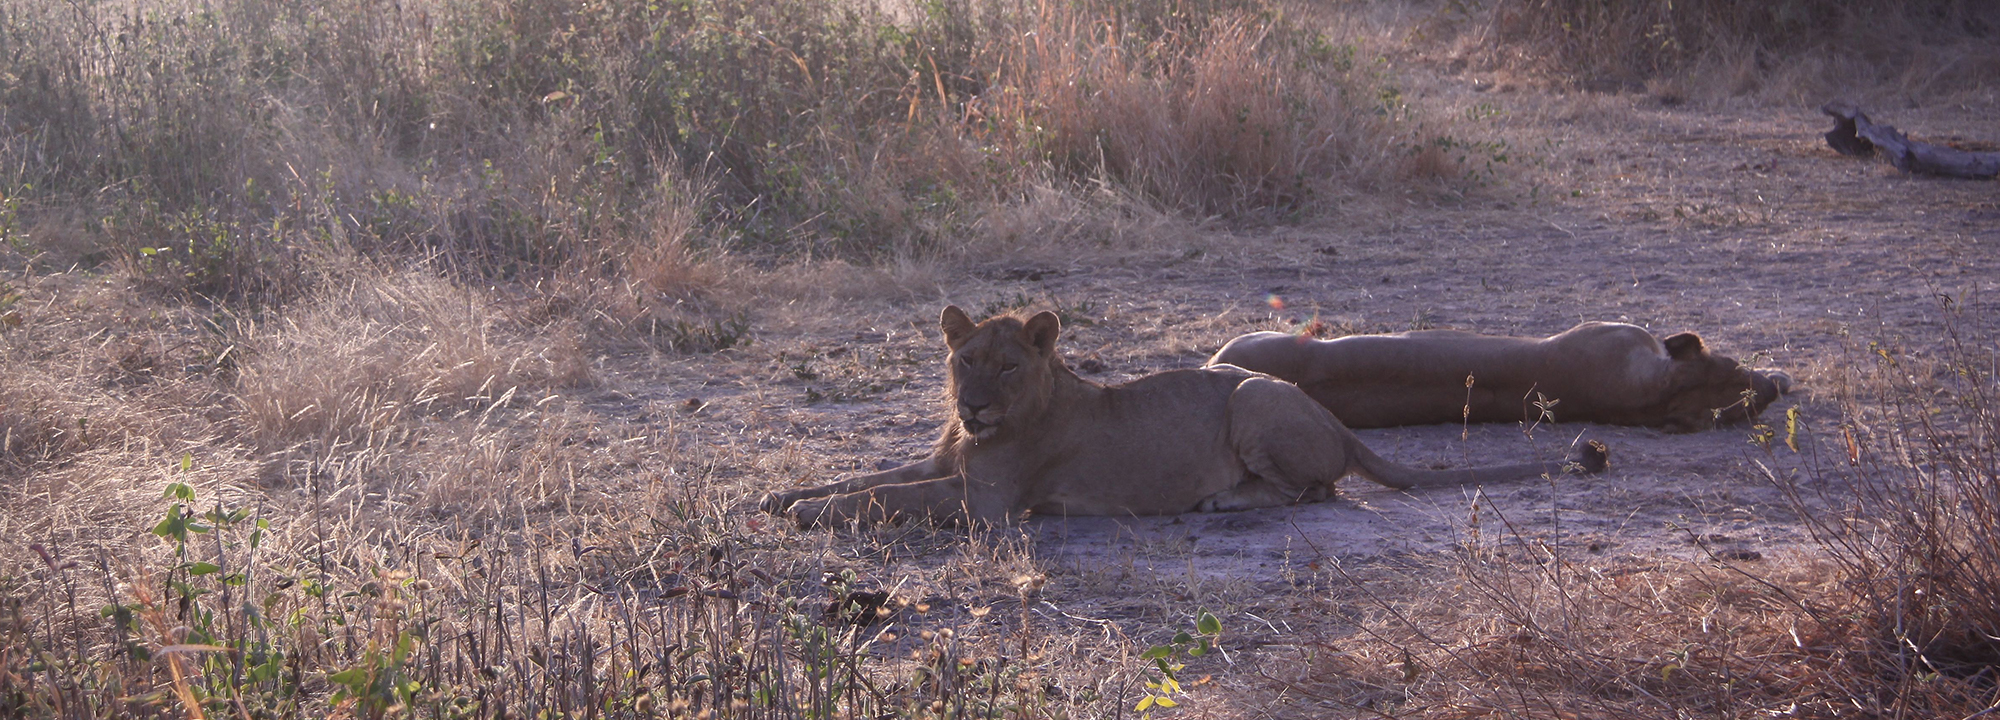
[1771,318,2000,709]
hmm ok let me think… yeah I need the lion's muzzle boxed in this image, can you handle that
[957,399,1004,440]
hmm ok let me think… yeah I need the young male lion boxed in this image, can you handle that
[760,306,1607,527]
[1207,322,1791,433]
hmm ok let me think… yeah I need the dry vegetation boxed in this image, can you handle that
[1472,0,2000,103]
[3,0,1999,717]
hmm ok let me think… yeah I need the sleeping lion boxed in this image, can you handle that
[1208,322,1790,433]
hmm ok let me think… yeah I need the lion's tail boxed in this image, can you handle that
[1347,438,1608,490]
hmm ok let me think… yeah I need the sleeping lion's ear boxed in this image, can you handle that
[1662,332,1707,360]
[941,306,976,349]
[1023,311,1061,356]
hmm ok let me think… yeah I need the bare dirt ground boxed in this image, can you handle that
[586,90,1997,712]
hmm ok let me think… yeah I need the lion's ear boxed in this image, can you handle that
[1023,311,1062,356]
[941,306,977,349]
[1662,332,1708,360]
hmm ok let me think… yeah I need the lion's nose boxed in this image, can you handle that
[959,400,990,415]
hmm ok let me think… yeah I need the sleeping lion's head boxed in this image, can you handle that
[1659,332,1793,433]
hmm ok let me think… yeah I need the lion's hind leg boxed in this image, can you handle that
[1211,377,1358,512]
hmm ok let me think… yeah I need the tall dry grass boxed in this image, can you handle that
[1478,0,2000,101]
[1,0,1439,306]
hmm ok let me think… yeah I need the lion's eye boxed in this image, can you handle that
[1001,363,1019,373]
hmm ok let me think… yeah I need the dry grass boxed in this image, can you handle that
[1257,555,1859,719]
[232,264,590,454]
[0,0,1450,308]
[1474,0,2000,103]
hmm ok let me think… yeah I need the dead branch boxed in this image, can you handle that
[1822,101,1999,180]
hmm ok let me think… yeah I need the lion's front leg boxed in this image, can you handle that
[759,457,951,515]
[786,475,1015,528]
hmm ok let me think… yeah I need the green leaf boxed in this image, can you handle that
[1173,631,1194,645]
[180,453,192,473]
[1140,645,1172,661]
[1134,696,1155,712]
[1196,611,1222,636]
[329,667,368,686]
[152,505,187,541]
[1154,696,1179,708]
[189,562,221,576]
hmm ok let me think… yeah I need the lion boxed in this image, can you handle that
[1207,322,1791,433]
[759,306,1608,527]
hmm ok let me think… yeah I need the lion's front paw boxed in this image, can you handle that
[785,497,834,529]
[758,491,799,516]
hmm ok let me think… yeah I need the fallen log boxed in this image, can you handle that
[1822,101,1999,180]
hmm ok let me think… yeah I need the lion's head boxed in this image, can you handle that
[940,305,1063,442]
[1659,332,1792,432]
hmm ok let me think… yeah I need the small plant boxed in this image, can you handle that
[126,204,281,301]
[0,185,28,256]
[1134,610,1223,715]
[0,279,21,330]
[141,464,299,718]
[324,571,425,720]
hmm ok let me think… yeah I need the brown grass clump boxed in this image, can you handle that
[1327,555,1859,719]
[1275,525,1989,718]
[232,265,590,453]
[997,8,1404,218]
